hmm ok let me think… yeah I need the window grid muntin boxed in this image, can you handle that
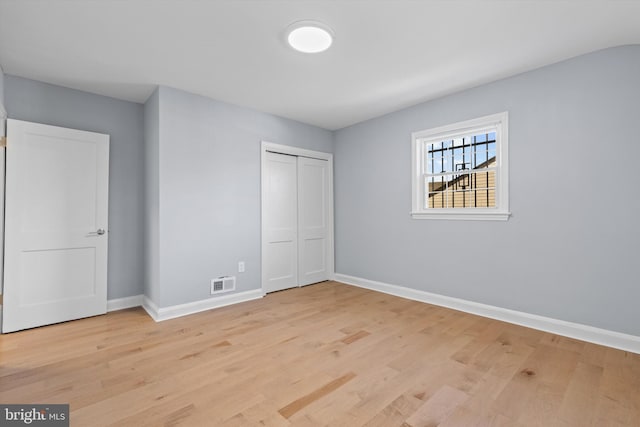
[423,132,497,209]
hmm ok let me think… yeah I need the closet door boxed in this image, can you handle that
[297,157,330,286]
[263,152,298,293]
[262,143,333,294]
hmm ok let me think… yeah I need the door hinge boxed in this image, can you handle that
[0,136,6,147]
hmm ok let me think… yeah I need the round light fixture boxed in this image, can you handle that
[286,20,334,53]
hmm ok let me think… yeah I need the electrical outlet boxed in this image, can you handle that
[238,261,245,273]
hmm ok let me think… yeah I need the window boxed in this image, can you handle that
[411,112,510,220]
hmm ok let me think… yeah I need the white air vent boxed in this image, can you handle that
[210,276,236,294]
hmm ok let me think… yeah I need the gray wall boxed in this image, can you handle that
[334,45,640,336]
[5,76,146,300]
[143,88,161,305]
[0,65,5,110]
[152,86,333,307]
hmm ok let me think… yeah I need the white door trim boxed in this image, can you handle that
[261,141,334,295]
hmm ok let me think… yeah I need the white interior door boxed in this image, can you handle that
[3,119,109,333]
[263,152,298,293]
[297,157,329,286]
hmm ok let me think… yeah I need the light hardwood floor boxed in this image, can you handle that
[1,281,639,426]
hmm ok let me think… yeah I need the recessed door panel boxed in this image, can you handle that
[19,247,97,306]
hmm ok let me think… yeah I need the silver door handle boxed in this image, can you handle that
[88,229,106,236]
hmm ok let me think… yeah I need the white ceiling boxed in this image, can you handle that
[1,1,639,130]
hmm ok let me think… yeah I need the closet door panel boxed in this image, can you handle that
[298,157,329,286]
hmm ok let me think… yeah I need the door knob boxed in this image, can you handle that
[88,229,106,236]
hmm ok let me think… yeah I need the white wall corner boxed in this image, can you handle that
[107,294,144,312]
[142,296,161,321]
[334,273,640,355]
[142,289,264,322]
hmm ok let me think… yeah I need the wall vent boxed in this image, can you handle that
[211,276,235,295]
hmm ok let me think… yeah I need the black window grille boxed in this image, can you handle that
[426,133,496,208]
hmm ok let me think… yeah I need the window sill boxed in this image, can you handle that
[410,210,511,221]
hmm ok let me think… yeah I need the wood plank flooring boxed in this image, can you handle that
[1,281,639,426]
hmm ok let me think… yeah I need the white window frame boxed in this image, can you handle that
[411,111,510,220]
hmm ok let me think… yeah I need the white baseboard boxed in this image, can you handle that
[107,294,144,312]
[142,289,264,322]
[334,273,640,354]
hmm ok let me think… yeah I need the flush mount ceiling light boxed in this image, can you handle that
[286,20,334,53]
